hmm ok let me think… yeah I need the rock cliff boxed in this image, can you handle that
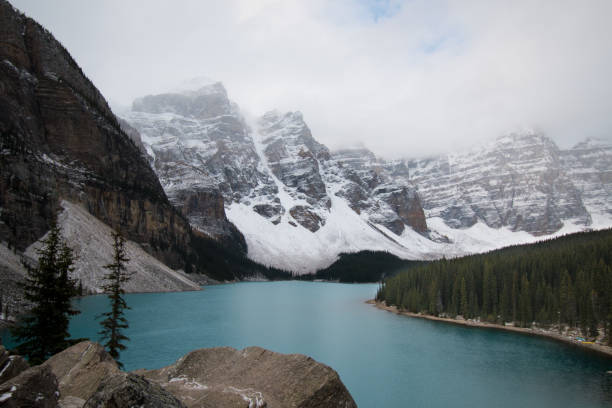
[0,0,195,271]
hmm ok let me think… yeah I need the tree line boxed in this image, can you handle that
[376,229,612,343]
[10,224,132,366]
[296,250,422,283]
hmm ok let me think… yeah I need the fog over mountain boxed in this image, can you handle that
[10,0,612,158]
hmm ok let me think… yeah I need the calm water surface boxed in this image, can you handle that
[2,281,612,407]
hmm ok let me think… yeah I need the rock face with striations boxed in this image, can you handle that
[0,0,204,274]
[328,148,427,235]
[139,346,357,408]
[407,131,594,235]
[560,138,612,221]
[41,341,121,405]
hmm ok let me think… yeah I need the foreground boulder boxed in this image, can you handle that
[139,346,357,408]
[0,345,29,384]
[41,341,120,404]
[83,372,186,408]
[0,364,58,407]
[1,341,357,407]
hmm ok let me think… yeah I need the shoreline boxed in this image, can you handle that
[367,299,612,359]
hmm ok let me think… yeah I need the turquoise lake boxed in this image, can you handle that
[2,281,612,407]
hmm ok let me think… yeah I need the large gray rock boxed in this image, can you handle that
[42,341,120,404]
[83,372,186,408]
[139,346,357,408]
[0,364,58,407]
[0,345,29,384]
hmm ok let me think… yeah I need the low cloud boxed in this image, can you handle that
[12,0,612,157]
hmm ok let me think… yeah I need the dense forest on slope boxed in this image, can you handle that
[376,229,612,342]
[298,251,423,283]
[186,233,291,281]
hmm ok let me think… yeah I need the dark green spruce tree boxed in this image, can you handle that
[11,223,80,364]
[98,230,133,368]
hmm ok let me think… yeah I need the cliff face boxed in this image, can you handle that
[407,132,608,235]
[329,148,427,235]
[0,0,198,270]
[561,138,612,221]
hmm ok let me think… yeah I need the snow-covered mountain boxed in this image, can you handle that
[122,84,433,272]
[122,82,612,273]
[407,132,597,235]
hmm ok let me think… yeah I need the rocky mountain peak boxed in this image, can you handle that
[258,110,329,160]
[132,81,232,119]
[121,79,610,273]
[123,90,430,272]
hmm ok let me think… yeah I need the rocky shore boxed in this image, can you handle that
[0,341,357,407]
[369,300,612,359]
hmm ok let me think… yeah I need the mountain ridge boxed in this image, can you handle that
[121,81,612,273]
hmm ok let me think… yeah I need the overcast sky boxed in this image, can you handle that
[11,0,612,157]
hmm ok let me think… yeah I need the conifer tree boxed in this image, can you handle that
[11,223,80,364]
[98,230,133,368]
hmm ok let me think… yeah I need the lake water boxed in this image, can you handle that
[2,281,612,407]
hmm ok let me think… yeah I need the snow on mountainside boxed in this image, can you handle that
[122,82,612,273]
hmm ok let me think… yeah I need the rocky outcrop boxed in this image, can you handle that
[289,205,325,232]
[0,346,29,385]
[140,346,357,408]
[41,341,120,404]
[83,373,186,408]
[253,203,283,224]
[0,364,58,407]
[1,341,356,408]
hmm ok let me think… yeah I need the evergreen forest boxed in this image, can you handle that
[376,229,612,342]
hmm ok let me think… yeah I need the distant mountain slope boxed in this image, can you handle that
[124,80,612,273]
[122,85,429,273]
[561,138,612,223]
